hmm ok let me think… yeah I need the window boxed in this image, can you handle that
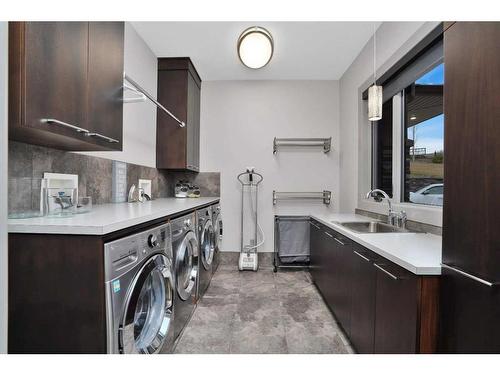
[369,38,444,209]
[403,63,444,206]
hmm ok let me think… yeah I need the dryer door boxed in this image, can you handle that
[175,231,199,301]
[120,254,174,354]
[200,219,215,270]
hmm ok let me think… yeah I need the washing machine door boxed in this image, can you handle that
[200,220,215,270]
[175,231,199,301]
[120,253,174,354]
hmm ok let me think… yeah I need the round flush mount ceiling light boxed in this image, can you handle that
[237,26,274,69]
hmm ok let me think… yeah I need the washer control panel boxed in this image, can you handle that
[104,223,172,281]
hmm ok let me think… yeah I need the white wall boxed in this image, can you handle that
[338,22,443,226]
[200,80,340,252]
[0,21,8,353]
[79,22,158,168]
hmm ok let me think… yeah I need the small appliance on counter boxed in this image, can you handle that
[175,180,200,198]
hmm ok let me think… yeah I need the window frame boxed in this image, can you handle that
[356,24,445,227]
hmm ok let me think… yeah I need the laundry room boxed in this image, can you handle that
[1,1,500,375]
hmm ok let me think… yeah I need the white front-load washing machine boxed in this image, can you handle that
[171,212,199,340]
[104,223,175,354]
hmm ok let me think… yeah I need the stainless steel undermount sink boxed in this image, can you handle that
[336,221,415,234]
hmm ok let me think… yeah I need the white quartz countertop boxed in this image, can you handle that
[8,197,220,235]
[311,213,442,275]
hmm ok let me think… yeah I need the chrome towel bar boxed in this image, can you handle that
[41,119,120,144]
[273,137,331,154]
[272,190,331,205]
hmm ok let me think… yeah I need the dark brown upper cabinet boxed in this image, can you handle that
[9,22,124,151]
[156,57,201,171]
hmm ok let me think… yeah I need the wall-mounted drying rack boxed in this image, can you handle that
[272,190,332,205]
[273,137,331,154]
[123,73,186,128]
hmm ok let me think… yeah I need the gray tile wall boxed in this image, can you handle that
[8,141,220,213]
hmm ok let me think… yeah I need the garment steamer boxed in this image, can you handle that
[237,168,264,271]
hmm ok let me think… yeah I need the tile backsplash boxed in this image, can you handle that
[8,141,220,213]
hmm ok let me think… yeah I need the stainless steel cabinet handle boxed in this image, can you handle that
[85,132,120,144]
[334,237,345,246]
[374,263,398,280]
[324,231,333,238]
[441,263,496,287]
[41,118,89,134]
[353,250,370,262]
[309,222,320,229]
[41,119,119,144]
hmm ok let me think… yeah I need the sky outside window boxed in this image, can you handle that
[408,63,444,154]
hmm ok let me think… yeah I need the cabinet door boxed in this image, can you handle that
[439,267,500,353]
[321,229,338,310]
[329,231,352,335]
[87,22,124,149]
[309,221,322,285]
[316,228,331,298]
[374,262,418,353]
[350,247,377,353]
[443,22,500,280]
[156,69,188,169]
[186,73,200,171]
[24,22,88,135]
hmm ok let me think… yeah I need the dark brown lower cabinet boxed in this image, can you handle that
[309,221,324,291]
[439,268,500,353]
[325,231,353,335]
[8,234,107,353]
[350,247,377,353]
[309,219,440,354]
[373,262,418,353]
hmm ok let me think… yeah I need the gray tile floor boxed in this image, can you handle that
[173,266,354,354]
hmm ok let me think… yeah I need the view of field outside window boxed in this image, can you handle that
[403,63,444,206]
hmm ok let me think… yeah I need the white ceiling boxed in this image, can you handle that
[131,22,380,81]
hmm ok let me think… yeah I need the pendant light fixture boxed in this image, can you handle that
[368,24,382,122]
[237,26,274,69]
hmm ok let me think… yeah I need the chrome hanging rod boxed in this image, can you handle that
[123,73,185,128]
[123,83,147,103]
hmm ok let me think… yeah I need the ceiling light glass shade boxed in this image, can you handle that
[368,84,383,122]
[237,27,274,69]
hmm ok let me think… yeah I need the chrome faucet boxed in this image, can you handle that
[365,189,407,229]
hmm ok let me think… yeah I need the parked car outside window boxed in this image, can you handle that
[409,183,443,206]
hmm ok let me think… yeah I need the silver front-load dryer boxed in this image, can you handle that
[211,204,223,275]
[196,207,215,298]
[104,223,175,354]
[171,212,199,340]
